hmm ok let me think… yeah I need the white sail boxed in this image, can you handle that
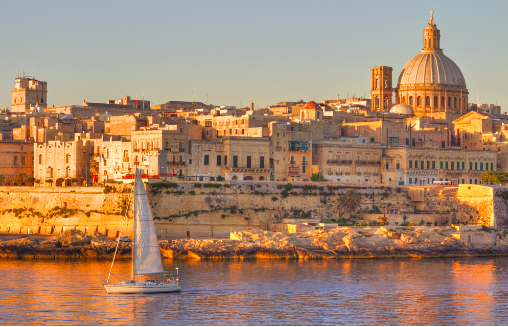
[133,170,165,275]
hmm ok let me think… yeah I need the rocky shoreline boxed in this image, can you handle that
[2,226,508,260]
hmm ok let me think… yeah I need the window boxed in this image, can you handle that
[412,138,415,147]
[415,160,418,168]
[409,160,412,168]
[260,156,264,169]
[427,161,430,169]
[246,156,251,168]
[480,163,483,171]
[224,156,227,165]
[204,155,209,165]
[451,162,454,170]
[302,166,306,173]
[442,141,445,148]
[14,156,17,165]
[491,163,494,171]
[21,156,25,165]
[396,160,400,169]
[445,162,448,169]
[233,156,238,168]
[440,161,443,169]
[421,161,424,169]
[462,162,465,170]
[66,154,71,164]
[39,154,43,165]
[217,155,221,166]
[405,138,409,146]
[409,178,413,184]
[389,137,399,145]
[417,96,421,106]
[470,162,473,170]
[475,162,478,171]
[485,162,488,171]
[432,161,435,169]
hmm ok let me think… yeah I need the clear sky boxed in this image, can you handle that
[1,0,507,110]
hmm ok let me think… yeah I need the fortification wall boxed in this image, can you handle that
[0,182,500,239]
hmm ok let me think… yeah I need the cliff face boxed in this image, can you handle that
[0,182,504,239]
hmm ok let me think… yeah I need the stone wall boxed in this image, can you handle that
[0,182,501,240]
[456,185,494,226]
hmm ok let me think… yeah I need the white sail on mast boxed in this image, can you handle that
[133,170,165,275]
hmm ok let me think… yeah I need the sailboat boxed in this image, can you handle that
[104,169,182,294]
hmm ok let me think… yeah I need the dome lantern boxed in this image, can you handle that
[422,9,441,52]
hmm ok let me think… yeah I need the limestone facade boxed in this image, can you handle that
[11,77,47,113]
[382,147,497,186]
[34,139,90,186]
[0,141,34,178]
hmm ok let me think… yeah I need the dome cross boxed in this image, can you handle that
[430,9,434,24]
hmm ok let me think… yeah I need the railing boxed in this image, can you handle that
[373,173,378,176]
[326,159,353,165]
[344,172,350,175]
[356,172,362,176]
[364,173,371,176]
[356,160,381,165]
[275,146,282,151]
[168,161,186,166]
[289,147,309,151]
[179,148,185,152]
[301,161,308,166]
[337,172,343,175]
[290,161,296,165]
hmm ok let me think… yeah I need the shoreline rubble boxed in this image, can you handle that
[1,226,508,260]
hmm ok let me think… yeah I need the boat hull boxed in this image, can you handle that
[104,282,181,294]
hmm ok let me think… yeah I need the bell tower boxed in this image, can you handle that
[370,66,393,111]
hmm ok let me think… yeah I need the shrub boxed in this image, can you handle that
[151,182,178,189]
[204,183,221,188]
[230,207,237,214]
[281,189,290,198]
[56,177,65,186]
[188,190,196,195]
[482,225,492,233]
[103,185,113,193]
[396,187,402,193]
[70,178,78,184]
[419,219,425,226]
[277,184,283,189]
[194,183,202,188]
[221,214,226,219]
[256,184,262,188]
[284,183,293,191]
[244,217,249,220]
[85,211,91,217]
[271,196,278,202]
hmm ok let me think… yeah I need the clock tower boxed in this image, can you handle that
[370,66,393,112]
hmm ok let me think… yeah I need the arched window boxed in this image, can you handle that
[104,170,108,176]
[417,96,421,106]
[66,154,71,164]
[375,79,379,89]
[317,112,321,120]
[434,96,438,107]
[409,96,413,105]
[375,97,380,108]
[441,97,445,108]
[384,96,389,108]
[448,97,451,107]
[402,96,406,104]
[459,98,461,109]
[425,96,430,106]
[39,154,43,165]
[454,97,457,108]
[241,129,244,135]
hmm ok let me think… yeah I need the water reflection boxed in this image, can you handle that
[1,258,508,325]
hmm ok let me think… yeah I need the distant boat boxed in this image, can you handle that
[104,169,181,294]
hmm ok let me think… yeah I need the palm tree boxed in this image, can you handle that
[338,189,363,219]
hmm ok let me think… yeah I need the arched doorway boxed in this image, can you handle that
[243,176,253,181]
[231,175,238,181]
[259,176,265,180]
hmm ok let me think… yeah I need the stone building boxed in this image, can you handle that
[190,136,271,181]
[0,141,34,178]
[313,137,382,184]
[381,146,497,186]
[11,76,47,113]
[34,139,90,186]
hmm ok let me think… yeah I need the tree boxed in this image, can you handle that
[56,178,65,186]
[481,171,508,185]
[338,189,363,218]
[310,173,326,181]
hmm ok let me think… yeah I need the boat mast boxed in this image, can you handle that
[131,174,137,281]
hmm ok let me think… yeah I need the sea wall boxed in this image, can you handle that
[0,182,502,239]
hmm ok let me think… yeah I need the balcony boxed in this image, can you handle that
[364,173,371,176]
[275,146,282,151]
[168,161,186,166]
[344,172,350,176]
[373,173,379,176]
[301,161,308,166]
[226,165,271,173]
[356,160,381,165]
[179,148,185,152]
[337,172,343,175]
[289,147,309,151]
[356,172,362,176]
[290,161,296,165]
[326,159,353,165]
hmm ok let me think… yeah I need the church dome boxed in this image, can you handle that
[389,104,414,116]
[397,52,466,88]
